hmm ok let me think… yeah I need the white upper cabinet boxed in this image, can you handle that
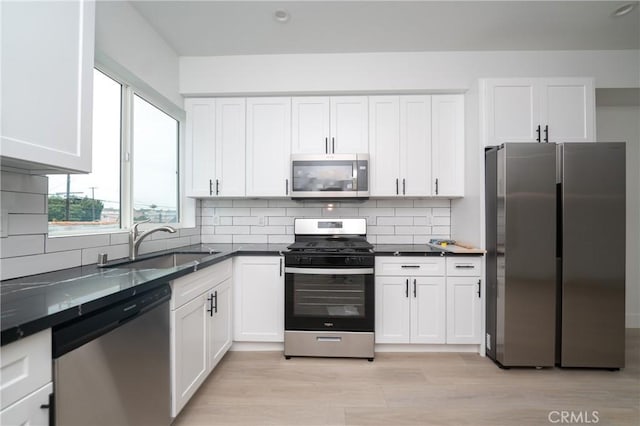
[1,0,95,173]
[246,97,292,197]
[215,99,246,196]
[431,95,464,197]
[370,95,461,197]
[291,96,368,154]
[185,98,245,197]
[481,77,595,146]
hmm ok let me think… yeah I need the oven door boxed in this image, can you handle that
[285,267,374,332]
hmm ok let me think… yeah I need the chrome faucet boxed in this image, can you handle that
[129,219,177,260]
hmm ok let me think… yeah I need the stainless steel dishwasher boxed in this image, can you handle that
[53,284,171,426]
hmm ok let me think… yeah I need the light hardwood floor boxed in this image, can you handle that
[174,330,640,426]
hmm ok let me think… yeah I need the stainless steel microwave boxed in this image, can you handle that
[290,154,369,199]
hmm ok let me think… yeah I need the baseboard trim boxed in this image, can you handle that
[375,344,480,353]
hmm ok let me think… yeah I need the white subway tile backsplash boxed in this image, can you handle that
[251,207,286,217]
[251,226,286,235]
[433,216,451,226]
[201,207,216,217]
[190,235,203,245]
[395,208,430,217]
[376,199,413,208]
[376,216,413,226]
[233,216,260,226]
[268,200,299,207]
[179,227,200,237]
[432,226,451,235]
[46,234,110,252]
[232,235,267,244]
[0,172,47,194]
[368,226,395,235]
[1,191,45,214]
[215,207,251,217]
[432,208,451,217]
[285,208,322,217]
[268,217,295,226]
[413,199,451,208]
[1,235,45,257]
[376,235,414,244]
[233,199,269,208]
[81,244,129,265]
[201,216,217,226]
[202,234,232,244]
[110,233,129,245]
[322,207,358,217]
[413,235,433,244]
[216,226,250,235]
[413,215,432,226]
[202,199,232,208]
[8,214,48,235]
[358,207,394,217]
[1,250,82,280]
[267,235,294,244]
[395,226,432,235]
[166,236,194,250]
[137,239,168,255]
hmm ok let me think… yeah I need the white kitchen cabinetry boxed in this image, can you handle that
[246,98,292,196]
[233,256,284,342]
[1,0,95,173]
[369,96,433,197]
[432,95,465,197]
[446,258,482,344]
[171,260,233,416]
[291,96,368,154]
[185,98,245,197]
[375,257,446,344]
[481,78,595,146]
[0,329,52,423]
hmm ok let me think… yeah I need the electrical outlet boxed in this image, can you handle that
[258,216,265,226]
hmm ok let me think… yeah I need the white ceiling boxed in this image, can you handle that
[129,1,640,56]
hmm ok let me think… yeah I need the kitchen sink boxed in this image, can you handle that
[105,252,218,270]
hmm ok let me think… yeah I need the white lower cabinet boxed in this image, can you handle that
[0,329,52,423]
[171,260,233,417]
[375,257,446,344]
[445,257,482,344]
[233,256,284,342]
[375,256,482,346]
[0,382,53,426]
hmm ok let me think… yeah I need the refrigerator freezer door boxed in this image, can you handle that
[496,143,557,367]
[560,143,625,368]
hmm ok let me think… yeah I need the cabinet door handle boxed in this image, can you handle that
[396,178,399,195]
[477,279,481,298]
[285,179,289,195]
[213,290,218,313]
[207,294,214,316]
[402,178,406,195]
[401,265,420,269]
[209,179,213,196]
[413,279,417,298]
[41,393,54,426]
[536,125,541,143]
[544,125,549,143]
[280,258,283,276]
[455,265,475,269]
[325,137,328,154]
[435,178,439,195]
[332,137,335,153]
[216,179,220,195]
[405,279,409,298]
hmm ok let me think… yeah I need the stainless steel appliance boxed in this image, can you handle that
[290,154,369,199]
[485,143,625,369]
[53,285,171,425]
[284,218,375,360]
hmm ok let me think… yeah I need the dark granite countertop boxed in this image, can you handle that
[1,242,481,346]
[0,244,286,346]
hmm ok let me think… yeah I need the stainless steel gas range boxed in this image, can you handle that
[284,218,375,361]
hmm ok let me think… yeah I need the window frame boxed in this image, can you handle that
[47,63,190,236]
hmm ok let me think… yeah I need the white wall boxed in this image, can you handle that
[95,1,182,108]
[596,104,640,328]
[180,50,640,95]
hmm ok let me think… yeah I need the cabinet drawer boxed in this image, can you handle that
[0,329,52,410]
[0,382,52,425]
[375,257,445,276]
[171,259,232,310]
[446,257,482,276]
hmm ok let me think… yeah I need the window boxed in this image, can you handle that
[132,95,179,224]
[48,69,122,234]
[48,68,182,235]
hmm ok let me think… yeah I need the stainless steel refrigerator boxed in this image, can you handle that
[485,142,625,369]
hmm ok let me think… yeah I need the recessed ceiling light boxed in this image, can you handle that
[613,3,635,17]
[274,9,290,23]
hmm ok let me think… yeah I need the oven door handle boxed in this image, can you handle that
[285,267,374,275]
